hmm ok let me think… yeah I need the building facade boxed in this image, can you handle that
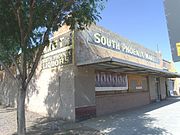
[1,25,180,121]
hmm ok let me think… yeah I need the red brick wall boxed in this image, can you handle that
[96,92,150,116]
[75,106,96,121]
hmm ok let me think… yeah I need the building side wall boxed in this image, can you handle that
[27,65,76,121]
[27,25,76,121]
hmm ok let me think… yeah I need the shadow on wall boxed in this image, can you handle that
[0,73,17,107]
[44,72,61,118]
[26,74,39,104]
[0,71,39,108]
[44,67,74,120]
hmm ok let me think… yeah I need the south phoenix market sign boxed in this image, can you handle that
[89,32,160,64]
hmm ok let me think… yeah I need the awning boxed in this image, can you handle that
[77,57,180,78]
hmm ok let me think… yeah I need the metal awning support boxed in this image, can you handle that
[77,57,180,78]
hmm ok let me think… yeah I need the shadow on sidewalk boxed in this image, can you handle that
[12,117,102,135]
[79,96,180,135]
[12,97,180,135]
[0,106,16,113]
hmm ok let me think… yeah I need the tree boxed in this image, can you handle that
[0,0,106,134]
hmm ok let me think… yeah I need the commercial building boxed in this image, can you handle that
[1,25,180,121]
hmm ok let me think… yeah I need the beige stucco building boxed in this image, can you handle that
[1,25,180,121]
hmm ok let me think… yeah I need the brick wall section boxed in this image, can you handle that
[96,92,150,116]
[75,106,96,121]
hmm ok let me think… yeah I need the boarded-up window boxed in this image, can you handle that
[95,71,128,91]
[128,75,148,91]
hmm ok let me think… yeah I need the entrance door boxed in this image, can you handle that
[155,78,161,101]
[169,79,175,96]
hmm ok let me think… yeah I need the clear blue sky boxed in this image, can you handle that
[97,0,180,73]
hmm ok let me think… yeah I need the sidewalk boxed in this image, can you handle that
[80,96,180,135]
[0,106,102,135]
[1,97,180,135]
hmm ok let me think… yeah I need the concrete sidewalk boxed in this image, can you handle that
[78,97,180,135]
[0,105,102,135]
[1,97,180,135]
